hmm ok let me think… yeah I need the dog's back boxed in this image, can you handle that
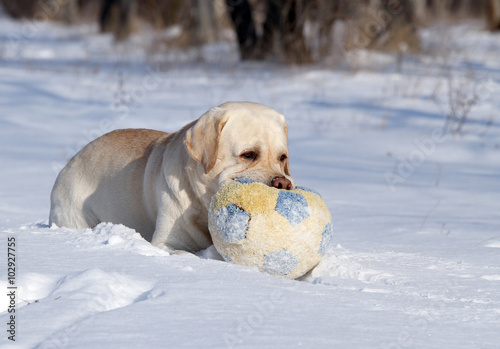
[49,129,167,240]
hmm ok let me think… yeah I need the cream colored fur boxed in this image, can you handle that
[49,101,293,252]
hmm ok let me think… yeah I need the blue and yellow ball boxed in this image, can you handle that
[208,178,333,279]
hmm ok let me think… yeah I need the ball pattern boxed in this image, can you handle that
[319,221,334,255]
[208,178,333,279]
[216,204,249,243]
[274,191,311,226]
[234,177,259,184]
[294,186,322,198]
[263,249,300,276]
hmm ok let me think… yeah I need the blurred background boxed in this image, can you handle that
[1,0,499,65]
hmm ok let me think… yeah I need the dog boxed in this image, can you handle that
[49,101,294,252]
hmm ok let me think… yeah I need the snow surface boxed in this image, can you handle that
[1,13,500,348]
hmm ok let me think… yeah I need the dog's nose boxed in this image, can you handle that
[272,176,292,190]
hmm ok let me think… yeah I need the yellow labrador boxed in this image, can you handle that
[49,101,294,252]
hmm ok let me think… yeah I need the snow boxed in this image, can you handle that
[1,12,500,348]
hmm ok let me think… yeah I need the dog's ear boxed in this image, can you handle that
[281,115,291,176]
[185,107,229,174]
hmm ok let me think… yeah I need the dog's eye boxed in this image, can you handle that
[280,154,287,162]
[241,151,258,160]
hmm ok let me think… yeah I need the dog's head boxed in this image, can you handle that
[185,101,294,189]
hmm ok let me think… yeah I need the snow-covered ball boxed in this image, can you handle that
[208,178,333,279]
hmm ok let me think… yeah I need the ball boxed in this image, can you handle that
[208,178,333,279]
